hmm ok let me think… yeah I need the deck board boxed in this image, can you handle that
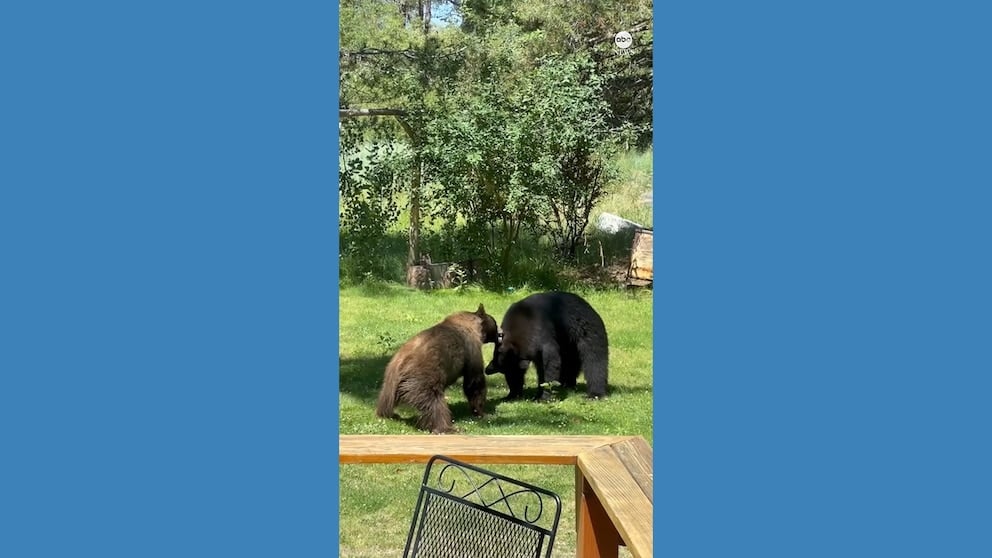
[339,434,635,465]
[578,444,653,558]
[609,437,654,503]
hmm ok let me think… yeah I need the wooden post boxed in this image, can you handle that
[394,118,421,267]
[407,156,421,266]
[576,466,620,558]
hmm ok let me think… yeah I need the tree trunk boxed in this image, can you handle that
[419,0,432,34]
[395,119,421,267]
[408,158,421,266]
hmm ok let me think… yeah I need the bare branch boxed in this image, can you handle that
[339,108,417,142]
[339,108,408,118]
[585,18,652,47]
[340,47,418,60]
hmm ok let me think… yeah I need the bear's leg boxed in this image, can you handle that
[417,397,456,433]
[534,343,562,401]
[532,361,547,401]
[560,351,579,389]
[463,358,488,417]
[503,369,525,400]
[582,349,609,399]
[409,382,456,433]
[560,347,582,389]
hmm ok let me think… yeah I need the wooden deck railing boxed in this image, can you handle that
[339,435,653,558]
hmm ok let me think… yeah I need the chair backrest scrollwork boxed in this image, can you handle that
[403,455,562,558]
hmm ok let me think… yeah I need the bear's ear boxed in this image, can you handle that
[476,303,486,316]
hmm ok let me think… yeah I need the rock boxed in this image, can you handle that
[595,212,645,234]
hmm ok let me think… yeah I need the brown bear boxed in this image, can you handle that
[375,304,499,433]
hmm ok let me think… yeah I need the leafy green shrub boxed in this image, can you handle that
[339,123,412,281]
[419,54,619,283]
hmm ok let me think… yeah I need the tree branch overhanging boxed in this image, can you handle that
[340,46,468,64]
[339,108,408,119]
[340,47,418,60]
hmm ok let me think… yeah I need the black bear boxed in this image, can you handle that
[375,304,499,433]
[485,291,609,400]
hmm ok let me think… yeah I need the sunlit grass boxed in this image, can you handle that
[339,285,651,557]
[596,148,653,227]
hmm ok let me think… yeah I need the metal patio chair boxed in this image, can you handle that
[402,455,562,558]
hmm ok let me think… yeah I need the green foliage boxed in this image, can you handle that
[340,147,652,290]
[418,54,619,279]
[338,0,653,286]
[446,262,469,289]
[419,83,528,280]
[457,0,653,146]
[375,331,398,354]
[339,123,412,279]
[517,56,620,259]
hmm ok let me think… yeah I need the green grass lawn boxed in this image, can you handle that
[339,284,653,557]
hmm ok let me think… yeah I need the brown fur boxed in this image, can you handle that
[375,304,499,433]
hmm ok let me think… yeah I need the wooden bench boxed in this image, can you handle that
[340,435,653,558]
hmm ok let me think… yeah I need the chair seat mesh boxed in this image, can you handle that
[403,456,562,558]
[413,493,542,558]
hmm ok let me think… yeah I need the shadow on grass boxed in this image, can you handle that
[447,399,620,432]
[342,353,651,407]
[484,377,653,403]
[339,354,391,406]
[338,354,529,425]
[341,225,642,293]
[342,352,652,434]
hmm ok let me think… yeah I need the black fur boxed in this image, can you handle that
[485,292,608,400]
